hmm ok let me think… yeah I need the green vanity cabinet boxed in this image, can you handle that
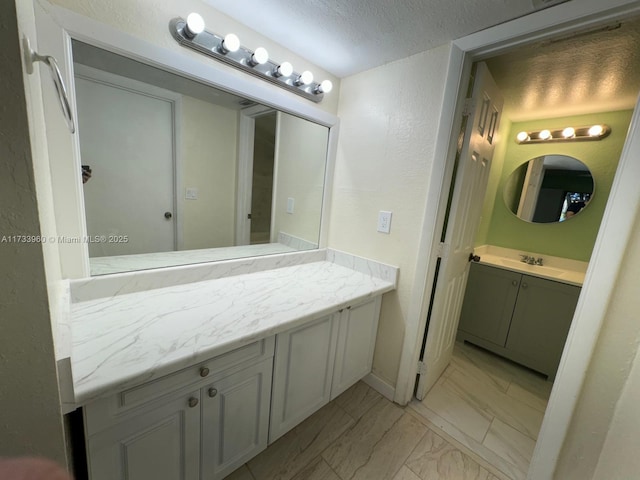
[457,262,581,379]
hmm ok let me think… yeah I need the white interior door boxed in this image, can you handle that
[75,70,176,257]
[416,62,504,399]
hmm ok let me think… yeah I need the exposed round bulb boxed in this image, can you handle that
[539,129,552,140]
[185,13,205,38]
[297,70,314,86]
[562,127,575,138]
[320,80,333,93]
[221,33,240,53]
[589,124,604,136]
[516,131,529,142]
[275,62,293,77]
[251,47,269,65]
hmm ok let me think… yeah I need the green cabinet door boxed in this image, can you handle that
[457,263,521,347]
[505,275,581,379]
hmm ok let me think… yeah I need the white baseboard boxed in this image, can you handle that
[362,372,395,402]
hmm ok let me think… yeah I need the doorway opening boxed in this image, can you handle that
[405,5,640,479]
[250,112,277,244]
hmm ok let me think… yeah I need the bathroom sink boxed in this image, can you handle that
[475,252,586,286]
[485,257,567,278]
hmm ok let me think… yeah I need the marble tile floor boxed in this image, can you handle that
[225,377,515,480]
[409,341,554,480]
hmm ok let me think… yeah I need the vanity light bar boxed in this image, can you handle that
[515,124,611,144]
[169,14,332,103]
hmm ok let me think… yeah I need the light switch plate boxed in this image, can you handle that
[287,197,295,214]
[185,187,198,200]
[377,211,392,233]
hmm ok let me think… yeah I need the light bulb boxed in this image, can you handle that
[295,70,314,86]
[539,129,552,140]
[249,47,269,66]
[219,33,240,54]
[184,13,205,38]
[589,124,604,136]
[273,62,293,77]
[314,79,333,94]
[516,131,529,142]
[562,127,575,138]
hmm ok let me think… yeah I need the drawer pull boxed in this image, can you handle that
[522,283,528,289]
[200,367,210,377]
[208,388,218,398]
[512,280,518,287]
[188,397,199,408]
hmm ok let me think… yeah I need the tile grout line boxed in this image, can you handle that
[481,416,495,445]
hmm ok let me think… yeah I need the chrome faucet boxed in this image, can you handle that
[520,254,544,266]
[520,254,534,264]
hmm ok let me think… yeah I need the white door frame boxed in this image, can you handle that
[236,104,277,246]
[73,63,183,251]
[395,1,640,478]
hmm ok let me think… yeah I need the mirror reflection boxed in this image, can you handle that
[72,41,329,275]
[503,155,594,223]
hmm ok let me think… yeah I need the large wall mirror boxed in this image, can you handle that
[503,154,595,223]
[71,41,330,276]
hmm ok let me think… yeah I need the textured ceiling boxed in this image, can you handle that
[486,18,640,121]
[202,0,540,77]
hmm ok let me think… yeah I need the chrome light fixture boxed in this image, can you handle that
[516,124,611,144]
[169,13,333,103]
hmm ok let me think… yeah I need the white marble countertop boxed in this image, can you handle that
[71,260,396,404]
[89,242,300,276]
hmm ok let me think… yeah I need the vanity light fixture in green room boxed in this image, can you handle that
[476,109,633,262]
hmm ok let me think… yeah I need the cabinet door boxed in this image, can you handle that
[457,263,521,347]
[506,275,580,378]
[269,314,338,443]
[331,297,382,399]
[86,391,200,480]
[201,359,272,480]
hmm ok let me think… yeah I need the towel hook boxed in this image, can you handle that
[23,36,76,134]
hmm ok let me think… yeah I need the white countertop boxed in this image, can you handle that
[71,260,396,404]
[473,246,587,286]
[89,242,299,276]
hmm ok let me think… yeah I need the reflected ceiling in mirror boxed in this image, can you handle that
[503,155,594,223]
[72,41,329,275]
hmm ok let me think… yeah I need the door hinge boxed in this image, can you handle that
[417,360,427,375]
[462,98,475,117]
[436,242,449,258]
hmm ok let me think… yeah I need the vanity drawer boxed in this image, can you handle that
[84,337,274,435]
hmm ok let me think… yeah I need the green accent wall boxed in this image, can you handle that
[478,110,633,262]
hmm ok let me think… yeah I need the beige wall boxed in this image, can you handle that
[272,112,328,245]
[554,207,640,479]
[47,0,340,116]
[181,95,237,250]
[1,0,67,465]
[329,45,451,386]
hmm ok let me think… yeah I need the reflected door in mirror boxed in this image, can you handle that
[504,155,594,223]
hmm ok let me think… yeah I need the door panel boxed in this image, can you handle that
[417,62,504,399]
[75,72,176,256]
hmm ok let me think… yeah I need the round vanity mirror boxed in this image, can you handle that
[503,155,594,223]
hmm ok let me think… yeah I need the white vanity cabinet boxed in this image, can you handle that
[85,389,202,480]
[83,339,274,480]
[269,296,382,443]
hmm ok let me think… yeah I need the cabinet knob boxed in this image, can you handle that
[208,388,218,398]
[188,397,199,408]
[200,367,210,377]
[512,280,518,287]
[522,283,528,289]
